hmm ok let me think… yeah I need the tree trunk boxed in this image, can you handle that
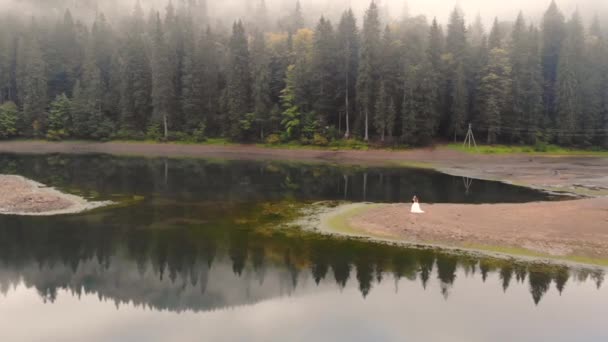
[364,108,369,141]
[163,114,169,139]
[344,74,350,139]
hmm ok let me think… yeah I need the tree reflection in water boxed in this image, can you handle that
[0,216,603,311]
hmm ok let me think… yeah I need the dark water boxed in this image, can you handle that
[0,154,605,342]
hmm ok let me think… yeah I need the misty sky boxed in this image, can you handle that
[1,0,607,27]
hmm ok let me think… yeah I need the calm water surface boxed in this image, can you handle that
[0,154,605,342]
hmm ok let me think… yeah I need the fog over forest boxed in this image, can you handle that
[0,0,607,148]
[2,0,607,25]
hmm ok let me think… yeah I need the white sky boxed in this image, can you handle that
[1,0,607,27]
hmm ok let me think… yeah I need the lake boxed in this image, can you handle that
[0,154,605,342]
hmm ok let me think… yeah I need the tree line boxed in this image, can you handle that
[0,0,607,148]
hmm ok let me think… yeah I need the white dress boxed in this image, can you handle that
[411,202,424,214]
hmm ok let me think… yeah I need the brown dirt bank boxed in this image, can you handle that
[341,199,608,261]
[0,141,607,196]
[0,175,109,216]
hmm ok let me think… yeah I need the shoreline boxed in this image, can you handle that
[0,175,111,216]
[1,140,607,197]
[316,201,608,267]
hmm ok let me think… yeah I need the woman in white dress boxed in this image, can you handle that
[411,195,424,214]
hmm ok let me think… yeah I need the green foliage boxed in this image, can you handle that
[0,102,19,139]
[146,123,163,141]
[312,133,329,146]
[192,122,207,143]
[0,1,605,150]
[265,133,282,145]
[280,65,301,140]
[47,94,72,140]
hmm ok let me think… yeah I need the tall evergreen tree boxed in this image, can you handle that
[556,12,584,145]
[477,48,511,144]
[150,13,173,138]
[356,2,381,141]
[120,1,152,132]
[180,18,205,133]
[510,15,543,144]
[373,81,389,141]
[336,9,359,139]
[225,21,251,139]
[445,7,469,140]
[250,29,273,139]
[20,29,47,136]
[311,17,338,127]
[541,0,566,127]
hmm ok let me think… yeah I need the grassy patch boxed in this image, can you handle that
[448,143,608,156]
[324,204,383,236]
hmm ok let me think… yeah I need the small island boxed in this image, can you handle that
[0,175,109,216]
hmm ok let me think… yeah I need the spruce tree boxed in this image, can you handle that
[336,9,359,139]
[373,81,388,141]
[180,19,205,133]
[226,21,251,139]
[120,1,152,133]
[556,12,584,145]
[311,17,338,127]
[478,48,511,144]
[356,2,381,141]
[445,7,469,140]
[47,93,72,140]
[150,13,174,139]
[21,30,47,137]
[541,0,566,127]
[251,29,273,139]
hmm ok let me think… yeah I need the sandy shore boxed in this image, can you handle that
[0,175,110,216]
[319,199,608,262]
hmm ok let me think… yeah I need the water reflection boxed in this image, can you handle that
[0,154,558,204]
[0,220,603,312]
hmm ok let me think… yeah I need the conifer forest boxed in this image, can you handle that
[0,0,607,148]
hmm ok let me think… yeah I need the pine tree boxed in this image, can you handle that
[478,48,511,144]
[251,29,273,139]
[292,1,305,33]
[541,0,566,127]
[280,65,301,140]
[199,27,220,135]
[488,18,502,49]
[180,18,205,133]
[336,9,359,139]
[0,102,19,139]
[47,94,72,140]
[48,10,82,99]
[582,17,604,146]
[373,81,388,141]
[427,18,444,133]
[226,21,251,139]
[511,14,543,144]
[445,7,469,140]
[356,2,381,141]
[150,13,174,139]
[556,12,584,145]
[401,66,416,144]
[21,30,47,137]
[311,17,337,127]
[450,63,468,141]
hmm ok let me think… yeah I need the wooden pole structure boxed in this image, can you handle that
[463,123,478,151]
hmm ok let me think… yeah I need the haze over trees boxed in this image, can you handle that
[0,0,607,147]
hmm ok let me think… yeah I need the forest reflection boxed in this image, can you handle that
[0,154,557,204]
[0,154,590,313]
[0,219,603,312]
